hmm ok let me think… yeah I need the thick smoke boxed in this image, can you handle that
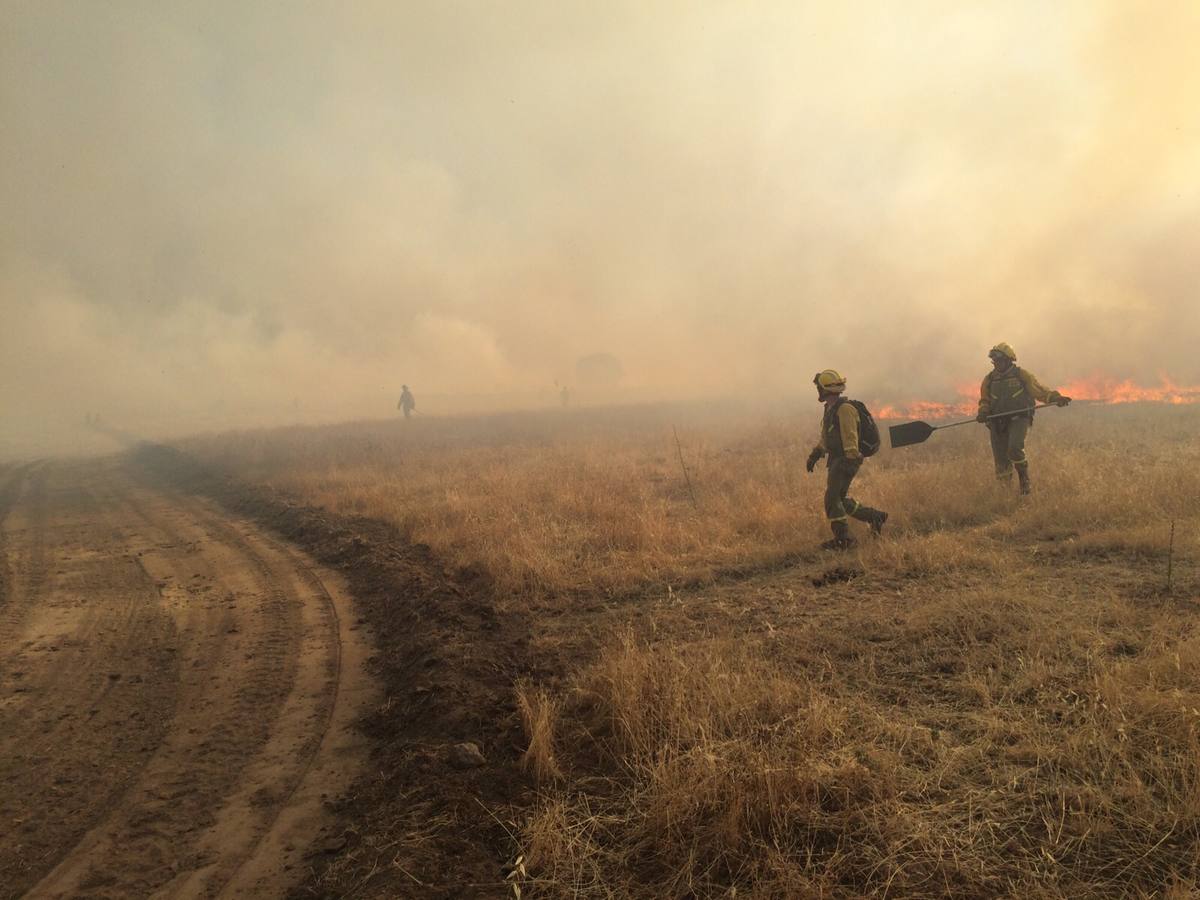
[2,1,1198,453]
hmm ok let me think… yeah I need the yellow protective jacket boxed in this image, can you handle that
[814,398,861,461]
[979,366,1062,421]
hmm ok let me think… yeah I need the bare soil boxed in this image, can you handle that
[0,456,374,898]
[133,445,539,899]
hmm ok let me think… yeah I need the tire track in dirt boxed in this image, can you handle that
[0,458,373,899]
[133,445,539,898]
[205,527,352,896]
[0,461,178,897]
[0,461,33,619]
[0,461,49,635]
[118,482,364,896]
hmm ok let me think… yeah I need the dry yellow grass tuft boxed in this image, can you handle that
[517,682,563,785]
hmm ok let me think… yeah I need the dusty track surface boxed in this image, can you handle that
[0,457,374,899]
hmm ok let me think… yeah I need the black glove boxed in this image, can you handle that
[805,448,823,473]
[975,411,988,423]
[1055,394,1071,407]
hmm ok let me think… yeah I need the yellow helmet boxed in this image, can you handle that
[989,342,1017,361]
[813,369,846,393]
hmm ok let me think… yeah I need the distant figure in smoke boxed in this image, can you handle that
[977,343,1071,495]
[806,370,888,550]
[560,385,570,408]
[397,385,416,419]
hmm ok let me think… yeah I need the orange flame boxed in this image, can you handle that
[872,374,1200,420]
[874,383,977,420]
[874,399,976,420]
[1059,373,1200,405]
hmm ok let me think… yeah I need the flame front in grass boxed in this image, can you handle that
[874,384,978,421]
[872,374,1200,421]
[1060,374,1200,405]
[874,399,977,420]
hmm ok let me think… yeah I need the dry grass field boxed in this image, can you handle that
[180,401,1200,897]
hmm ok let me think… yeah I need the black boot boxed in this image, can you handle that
[1016,463,1031,495]
[870,510,888,536]
[849,501,886,536]
[821,520,856,551]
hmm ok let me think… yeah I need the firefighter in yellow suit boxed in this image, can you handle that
[977,343,1071,494]
[806,370,888,550]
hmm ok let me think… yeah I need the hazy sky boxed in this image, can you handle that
[3,1,1199,439]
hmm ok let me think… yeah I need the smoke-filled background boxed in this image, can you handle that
[3,1,1198,454]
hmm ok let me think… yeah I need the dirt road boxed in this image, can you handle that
[0,457,374,898]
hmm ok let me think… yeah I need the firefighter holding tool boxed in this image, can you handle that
[806,370,888,550]
[977,343,1071,494]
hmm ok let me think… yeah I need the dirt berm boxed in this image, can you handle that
[134,444,537,898]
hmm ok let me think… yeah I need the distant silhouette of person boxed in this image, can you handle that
[560,385,570,408]
[397,385,416,419]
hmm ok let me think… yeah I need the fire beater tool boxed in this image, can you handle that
[888,404,1057,449]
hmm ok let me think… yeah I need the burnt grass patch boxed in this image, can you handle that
[811,565,862,587]
[133,443,536,898]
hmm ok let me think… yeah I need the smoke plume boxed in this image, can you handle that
[3,1,1198,454]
